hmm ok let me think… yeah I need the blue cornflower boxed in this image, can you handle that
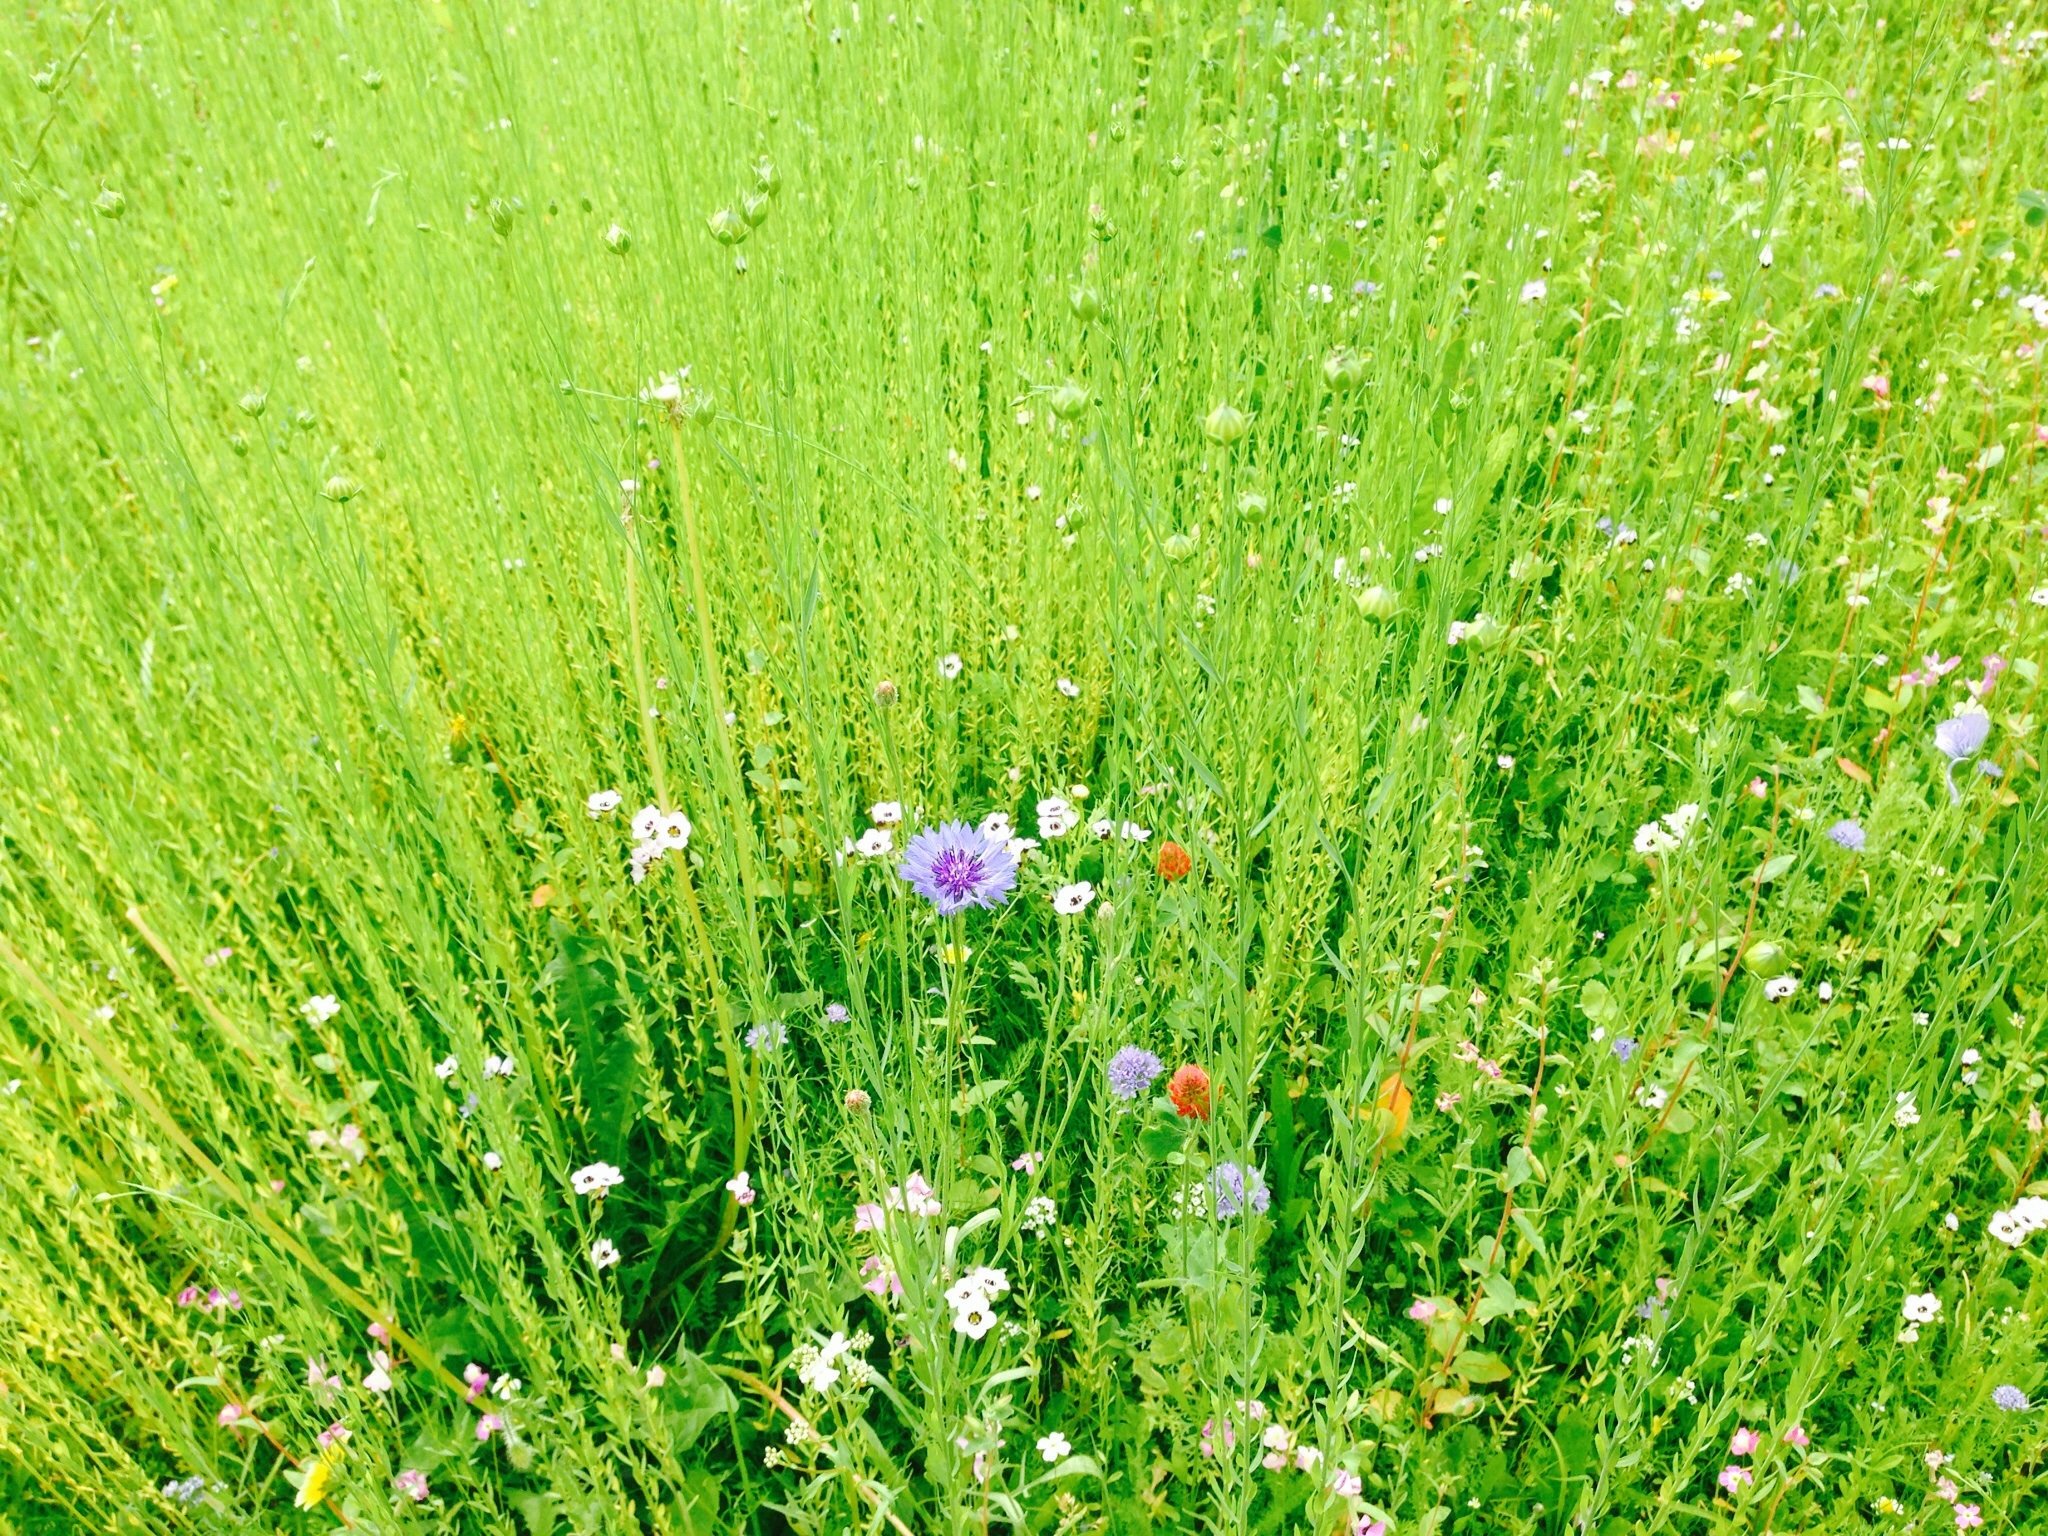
[1992,1384,2030,1412]
[1107,1046,1164,1101]
[1826,819,1865,852]
[1612,1036,1638,1063]
[896,821,1018,916]
[1209,1163,1270,1220]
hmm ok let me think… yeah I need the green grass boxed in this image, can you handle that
[1,0,2045,1531]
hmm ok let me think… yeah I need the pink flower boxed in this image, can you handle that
[1717,1464,1753,1495]
[1729,1427,1761,1457]
[462,1362,491,1400]
[1936,1478,1959,1504]
[316,1421,350,1449]
[393,1469,429,1503]
[216,1403,244,1428]
[1781,1424,1809,1448]
[1407,1298,1438,1321]
[1357,1522,1388,1536]
[1011,1151,1044,1173]
[1329,1468,1363,1498]
[176,1285,201,1307]
[1955,1505,1983,1530]
[860,1253,902,1299]
[367,1321,389,1341]
[853,1202,886,1233]
[476,1413,505,1442]
[1860,373,1890,399]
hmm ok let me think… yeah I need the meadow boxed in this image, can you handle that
[1,0,2045,1531]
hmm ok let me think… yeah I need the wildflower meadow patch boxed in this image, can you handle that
[1,2,2046,1533]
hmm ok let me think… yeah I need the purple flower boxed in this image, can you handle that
[1209,1162,1270,1219]
[1826,819,1865,851]
[1612,1036,1638,1063]
[824,1003,850,1024]
[1992,1383,2030,1412]
[1935,712,1991,802]
[896,822,1018,916]
[1107,1046,1164,1100]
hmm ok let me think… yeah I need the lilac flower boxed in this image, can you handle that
[1107,1046,1164,1100]
[1209,1162,1271,1219]
[896,822,1018,915]
[1826,819,1866,851]
[824,1003,850,1024]
[744,1019,787,1052]
[1612,1036,1638,1063]
[1992,1384,2030,1412]
[1934,712,1991,802]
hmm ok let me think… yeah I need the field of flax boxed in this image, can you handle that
[2,1,2046,1532]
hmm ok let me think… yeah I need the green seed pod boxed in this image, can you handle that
[1048,381,1089,421]
[293,407,317,431]
[1322,348,1366,391]
[708,208,749,245]
[603,222,631,253]
[741,191,770,228]
[1202,402,1248,444]
[753,157,780,195]
[238,389,267,418]
[1162,527,1199,562]
[93,188,126,219]
[1069,286,1103,322]
[322,474,360,502]
[1740,940,1782,975]
[1167,154,1187,177]
[1351,584,1398,620]
[488,198,514,237]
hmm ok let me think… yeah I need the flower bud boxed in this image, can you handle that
[238,389,268,418]
[753,157,781,195]
[603,222,631,253]
[1069,286,1103,322]
[741,191,770,228]
[707,208,749,245]
[1322,348,1366,391]
[488,197,515,237]
[1048,381,1089,421]
[1352,584,1398,620]
[362,69,383,90]
[93,188,126,219]
[322,474,361,502]
[1202,402,1248,444]
[873,679,898,707]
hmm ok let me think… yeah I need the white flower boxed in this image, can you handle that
[884,1172,942,1218]
[586,790,623,819]
[629,841,664,882]
[1090,817,1114,839]
[938,653,963,680]
[951,1298,997,1338]
[1520,278,1548,303]
[1990,1210,2027,1246]
[572,1162,624,1196]
[1901,1292,1940,1324]
[1022,1195,1058,1236]
[631,805,664,841]
[725,1170,756,1207]
[590,1238,621,1271]
[483,1052,516,1079]
[799,1332,852,1394]
[978,811,1015,842]
[1638,1085,1668,1110]
[855,827,894,858]
[1036,798,1078,839]
[301,995,341,1024]
[1053,881,1096,916]
[434,1055,459,1080]
[1055,677,1079,698]
[870,800,904,826]
[651,812,692,850]
[363,1351,393,1393]
[1763,976,1798,1001]
[1893,1091,1920,1128]
[1037,1431,1072,1462]
[482,1151,503,1171]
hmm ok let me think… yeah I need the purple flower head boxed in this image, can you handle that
[896,821,1018,916]
[1826,819,1866,852]
[824,1003,850,1024]
[1612,1036,1638,1063]
[1107,1046,1165,1101]
[1935,712,1992,803]
[1992,1384,2030,1412]
[1209,1162,1270,1219]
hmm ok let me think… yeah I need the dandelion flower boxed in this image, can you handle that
[896,822,1018,915]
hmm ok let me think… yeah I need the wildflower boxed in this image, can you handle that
[645,1365,665,1387]
[1037,797,1079,838]
[946,1267,1009,1338]
[463,1363,492,1400]
[1168,1063,1212,1120]
[476,1413,505,1442]
[1992,1383,2029,1411]
[1330,1468,1363,1498]
[217,1403,245,1427]
[483,1052,515,1079]
[1717,1464,1753,1494]
[938,652,963,680]
[1156,840,1192,880]
[590,1238,620,1270]
[482,1151,503,1171]
[1956,1506,1983,1531]
[1010,1151,1042,1173]
[1209,1162,1270,1219]
[1021,1195,1057,1235]
[978,811,1015,844]
[363,1351,393,1393]
[1826,819,1865,851]
[571,1162,624,1196]
[843,1087,871,1112]
[1520,278,1548,302]
[853,1202,885,1232]
[1729,1427,1761,1456]
[825,1003,850,1023]
[744,1019,787,1052]
[1612,1036,1639,1063]
[1764,976,1798,1001]
[1053,881,1096,915]
[1407,1298,1438,1321]
[797,1331,854,1393]
[586,790,622,818]
[1901,1292,1940,1324]
[1037,1432,1071,1461]
[301,995,341,1024]
[1782,1424,1810,1448]
[884,1173,942,1218]
[897,822,1019,915]
[294,1441,344,1510]
[1634,802,1701,856]
[1055,677,1080,698]
[726,1171,756,1207]
[1934,711,1991,802]
[434,1055,458,1080]
[870,800,904,826]
[860,1254,903,1299]
[855,827,894,858]
[1107,1046,1164,1100]
[393,1469,429,1503]
[1893,1092,1920,1128]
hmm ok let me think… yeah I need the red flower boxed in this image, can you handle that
[1156,840,1192,881]
[1168,1064,1211,1120]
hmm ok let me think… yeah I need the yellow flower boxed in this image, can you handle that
[293,1442,345,1510]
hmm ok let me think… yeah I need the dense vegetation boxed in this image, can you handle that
[1,1,2045,1532]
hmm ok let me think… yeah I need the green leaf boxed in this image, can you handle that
[1452,1349,1512,1383]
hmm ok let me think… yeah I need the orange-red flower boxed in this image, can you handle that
[1168,1063,1211,1121]
[1156,840,1192,881]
